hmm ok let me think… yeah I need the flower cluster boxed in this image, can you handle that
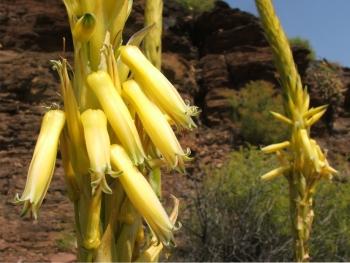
[15,1,198,260]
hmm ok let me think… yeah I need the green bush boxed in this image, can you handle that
[174,0,215,13]
[231,81,289,145]
[305,61,345,105]
[289,37,316,60]
[182,148,350,262]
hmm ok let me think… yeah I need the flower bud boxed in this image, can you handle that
[262,141,290,154]
[120,45,198,129]
[298,129,320,172]
[123,80,187,170]
[81,109,113,194]
[261,165,290,181]
[110,144,175,246]
[15,110,65,219]
[73,13,96,42]
[87,71,145,165]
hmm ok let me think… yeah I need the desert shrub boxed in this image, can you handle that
[305,61,345,106]
[174,0,215,13]
[231,81,289,145]
[289,37,316,60]
[183,147,350,262]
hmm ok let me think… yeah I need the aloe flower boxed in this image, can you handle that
[120,45,198,129]
[110,144,175,246]
[123,79,188,170]
[15,110,65,219]
[87,71,145,165]
[81,109,113,194]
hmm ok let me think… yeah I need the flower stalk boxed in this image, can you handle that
[255,0,337,261]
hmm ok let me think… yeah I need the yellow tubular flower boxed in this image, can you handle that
[120,45,198,129]
[262,141,290,154]
[303,105,328,119]
[87,71,145,165]
[270,111,293,125]
[15,110,65,219]
[81,109,113,194]
[306,108,327,127]
[298,129,320,172]
[261,165,290,181]
[110,144,175,246]
[123,80,187,170]
[135,195,179,262]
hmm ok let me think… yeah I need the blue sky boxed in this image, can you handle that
[225,0,350,67]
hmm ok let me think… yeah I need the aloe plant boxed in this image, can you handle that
[255,0,337,261]
[15,1,198,261]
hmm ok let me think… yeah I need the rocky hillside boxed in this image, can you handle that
[1,0,350,261]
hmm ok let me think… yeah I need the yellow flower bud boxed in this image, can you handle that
[81,109,113,194]
[52,59,89,175]
[120,45,198,129]
[110,144,175,246]
[270,111,293,125]
[261,165,290,181]
[87,71,145,165]
[306,108,327,127]
[73,13,96,42]
[15,110,65,219]
[262,141,290,154]
[298,129,320,172]
[123,80,188,170]
[303,105,328,119]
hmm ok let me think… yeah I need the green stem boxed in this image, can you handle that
[95,182,125,262]
[288,172,314,262]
